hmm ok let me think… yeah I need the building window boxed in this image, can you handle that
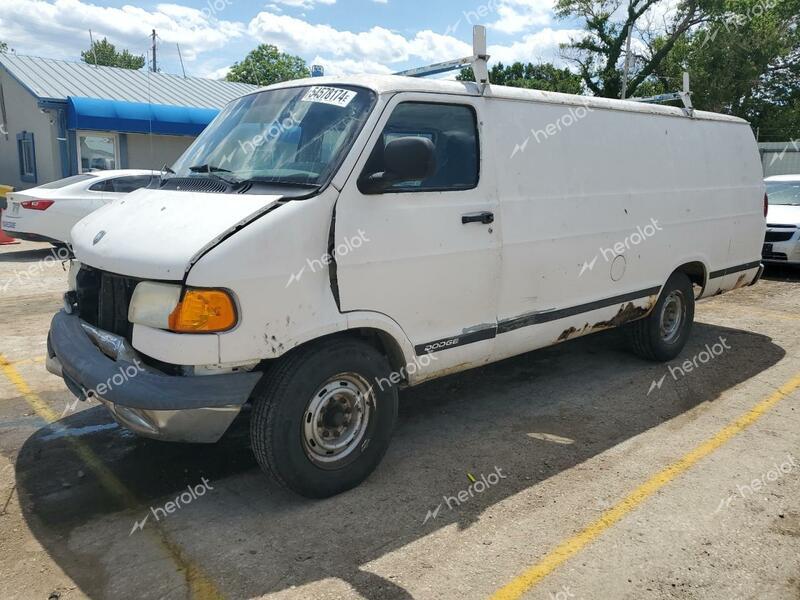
[17,131,37,183]
[77,132,118,172]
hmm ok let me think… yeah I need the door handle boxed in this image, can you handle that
[462,211,494,225]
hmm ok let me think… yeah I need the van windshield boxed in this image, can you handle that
[767,180,800,206]
[171,85,376,188]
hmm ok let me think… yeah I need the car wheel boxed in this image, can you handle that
[250,337,398,498]
[627,271,695,362]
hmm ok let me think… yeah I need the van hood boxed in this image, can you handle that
[71,189,282,280]
[767,204,800,227]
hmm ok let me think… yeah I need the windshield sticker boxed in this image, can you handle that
[302,86,357,108]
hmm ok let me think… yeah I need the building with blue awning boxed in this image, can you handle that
[0,54,257,189]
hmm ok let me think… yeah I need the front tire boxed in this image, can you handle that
[250,337,398,498]
[627,272,695,362]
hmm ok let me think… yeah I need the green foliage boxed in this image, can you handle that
[644,0,800,139]
[556,0,800,138]
[81,38,145,70]
[457,62,584,94]
[555,0,715,98]
[0,41,7,54]
[225,44,310,86]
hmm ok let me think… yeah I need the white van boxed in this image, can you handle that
[46,75,766,498]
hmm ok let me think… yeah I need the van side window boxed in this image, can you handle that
[362,103,479,192]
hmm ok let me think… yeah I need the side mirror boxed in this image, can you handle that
[359,136,437,194]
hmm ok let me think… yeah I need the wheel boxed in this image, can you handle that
[250,337,399,498]
[627,272,695,362]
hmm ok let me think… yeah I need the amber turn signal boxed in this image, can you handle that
[168,289,237,333]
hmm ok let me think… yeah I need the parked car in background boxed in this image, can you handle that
[764,175,800,265]
[0,170,157,246]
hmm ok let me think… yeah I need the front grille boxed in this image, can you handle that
[765,230,796,243]
[763,251,788,261]
[76,267,140,341]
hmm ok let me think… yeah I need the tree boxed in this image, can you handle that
[226,45,309,86]
[640,0,800,139]
[457,62,584,94]
[81,38,145,70]
[555,0,717,98]
[0,41,7,53]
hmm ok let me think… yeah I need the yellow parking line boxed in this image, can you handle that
[3,357,47,367]
[0,355,223,600]
[491,373,800,600]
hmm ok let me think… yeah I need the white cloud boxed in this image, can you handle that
[489,27,583,65]
[0,0,244,63]
[271,0,336,9]
[0,0,579,82]
[487,0,555,34]
[247,11,471,65]
[206,64,233,80]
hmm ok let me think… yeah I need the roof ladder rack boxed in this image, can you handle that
[393,25,490,93]
[629,71,695,117]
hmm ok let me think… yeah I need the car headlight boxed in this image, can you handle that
[129,283,238,333]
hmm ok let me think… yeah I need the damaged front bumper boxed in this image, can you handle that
[46,310,263,443]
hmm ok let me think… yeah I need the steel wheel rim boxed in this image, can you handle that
[302,373,373,464]
[659,290,684,344]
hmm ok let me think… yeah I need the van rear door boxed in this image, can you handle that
[334,94,500,369]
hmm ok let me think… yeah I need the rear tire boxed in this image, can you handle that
[627,272,695,362]
[250,337,398,498]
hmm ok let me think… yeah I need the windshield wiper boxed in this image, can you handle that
[187,164,240,185]
[188,164,233,173]
[240,177,321,189]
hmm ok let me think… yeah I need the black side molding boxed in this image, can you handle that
[498,286,661,334]
[416,286,662,355]
[709,261,762,280]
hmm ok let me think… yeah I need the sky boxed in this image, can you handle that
[0,0,586,80]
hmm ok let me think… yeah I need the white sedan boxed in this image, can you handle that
[1,170,157,246]
[764,175,800,266]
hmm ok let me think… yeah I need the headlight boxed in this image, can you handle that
[128,282,183,329]
[168,288,238,333]
[129,283,238,333]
